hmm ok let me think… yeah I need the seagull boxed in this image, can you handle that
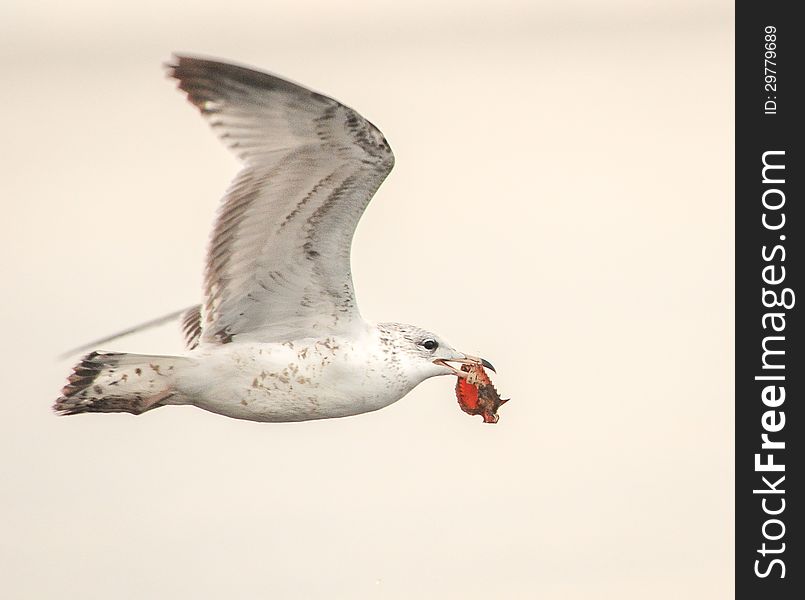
[55,55,494,423]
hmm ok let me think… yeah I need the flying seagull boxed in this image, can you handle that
[55,55,494,422]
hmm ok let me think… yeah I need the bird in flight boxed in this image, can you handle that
[55,55,494,423]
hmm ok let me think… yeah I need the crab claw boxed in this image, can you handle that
[482,411,500,424]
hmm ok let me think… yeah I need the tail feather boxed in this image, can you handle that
[55,351,190,416]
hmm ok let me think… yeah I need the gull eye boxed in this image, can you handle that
[421,339,438,351]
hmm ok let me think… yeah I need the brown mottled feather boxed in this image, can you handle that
[180,305,203,350]
[166,55,394,343]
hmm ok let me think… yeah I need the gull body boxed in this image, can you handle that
[55,56,491,423]
[174,326,456,422]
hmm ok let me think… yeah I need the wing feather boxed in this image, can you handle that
[167,56,394,343]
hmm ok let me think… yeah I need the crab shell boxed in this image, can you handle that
[455,364,508,423]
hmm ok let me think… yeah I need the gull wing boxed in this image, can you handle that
[57,305,201,359]
[167,55,395,343]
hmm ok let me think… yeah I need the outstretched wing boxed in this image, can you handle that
[167,55,395,343]
[57,305,200,359]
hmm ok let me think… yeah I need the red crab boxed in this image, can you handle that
[455,363,508,423]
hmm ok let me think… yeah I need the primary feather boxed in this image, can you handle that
[168,56,395,344]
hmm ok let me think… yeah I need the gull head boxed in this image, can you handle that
[376,323,495,386]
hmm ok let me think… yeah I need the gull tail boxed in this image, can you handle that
[54,351,193,416]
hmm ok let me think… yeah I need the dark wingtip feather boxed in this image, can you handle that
[57,351,122,400]
[181,305,203,350]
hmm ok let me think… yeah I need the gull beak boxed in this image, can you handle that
[433,353,496,378]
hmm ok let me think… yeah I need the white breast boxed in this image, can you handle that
[173,331,418,422]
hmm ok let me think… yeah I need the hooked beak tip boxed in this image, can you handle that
[480,358,496,373]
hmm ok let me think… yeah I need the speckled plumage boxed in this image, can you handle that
[55,56,480,423]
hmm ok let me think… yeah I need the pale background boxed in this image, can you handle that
[1,1,733,598]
